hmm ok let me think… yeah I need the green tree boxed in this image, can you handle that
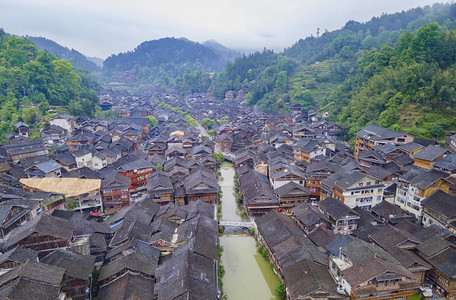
[22,107,37,124]
[65,198,77,210]
[430,124,445,139]
[201,118,216,128]
[147,115,158,127]
[38,101,50,114]
[214,152,225,167]
[219,116,229,124]
[275,283,286,300]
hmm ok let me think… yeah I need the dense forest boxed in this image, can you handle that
[27,36,100,72]
[332,23,456,142]
[103,37,239,93]
[0,30,99,141]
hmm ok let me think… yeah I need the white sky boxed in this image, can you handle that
[0,0,450,59]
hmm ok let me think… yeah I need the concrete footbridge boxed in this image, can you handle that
[223,152,235,162]
[219,220,255,228]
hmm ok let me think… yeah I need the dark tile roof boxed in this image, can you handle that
[0,246,38,266]
[422,189,456,218]
[306,227,337,247]
[184,200,214,220]
[356,125,407,141]
[155,249,217,300]
[413,145,447,162]
[365,165,393,181]
[176,214,218,260]
[370,201,404,220]
[41,249,95,280]
[98,272,155,300]
[98,251,158,282]
[387,246,431,270]
[416,235,452,258]
[256,211,328,267]
[5,137,47,156]
[0,260,65,300]
[183,169,218,194]
[426,247,456,279]
[319,197,359,221]
[369,225,414,250]
[292,203,329,227]
[283,259,340,299]
[102,173,131,189]
[325,234,354,256]
[409,169,447,189]
[3,214,73,250]
[398,142,424,153]
[392,154,414,166]
[147,171,173,193]
[274,181,310,197]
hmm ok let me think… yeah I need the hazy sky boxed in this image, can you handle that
[0,0,450,59]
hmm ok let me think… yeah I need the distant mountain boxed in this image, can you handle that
[104,37,238,73]
[87,56,104,68]
[103,37,241,91]
[26,36,100,72]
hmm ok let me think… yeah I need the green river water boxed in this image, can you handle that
[219,162,280,300]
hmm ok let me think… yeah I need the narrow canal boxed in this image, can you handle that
[218,161,280,300]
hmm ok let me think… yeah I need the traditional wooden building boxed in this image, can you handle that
[355,125,413,160]
[115,155,154,193]
[319,197,360,234]
[5,137,49,164]
[2,214,74,258]
[274,182,310,208]
[183,169,218,204]
[20,177,103,214]
[41,249,95,300]
[101,173,131,213]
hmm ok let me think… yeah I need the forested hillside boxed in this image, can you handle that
[211,3,456,142]
[27,36,100,72]
[0,30,99,141]
[332,23,456,142]
[103,37,239,93]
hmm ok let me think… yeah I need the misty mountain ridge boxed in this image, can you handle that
[25,36,100,72]
[103,37,239,72]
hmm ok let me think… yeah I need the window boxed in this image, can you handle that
[367,181,371,186]
[378,189,382,193]
[359,183,363,187]
[376,196,382,201]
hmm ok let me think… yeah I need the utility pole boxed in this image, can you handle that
[317,28,320,38]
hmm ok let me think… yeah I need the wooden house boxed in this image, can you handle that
[319,197,360,234]
[101,173,131,213]
[183,169,218,204]
[14,122,29,138]
[5,137,49,164]
[147,171,174,205]
[41,249,95,300]
[2,214,74,258]
[274,182,310,208]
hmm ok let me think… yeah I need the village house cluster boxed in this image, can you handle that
[224,114,456,299]
[186,94,456,299]
[0,84,454,299]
